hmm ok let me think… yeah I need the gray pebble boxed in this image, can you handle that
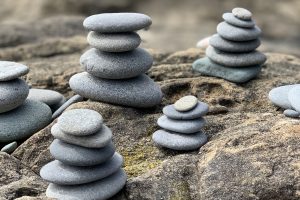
[232,7,252,21]
[83,13,151,32]
[283,109,300,118]
[288,86,300,112]
[27,88,64,107]
[50,139,115,166]
[87,31,141,52]
[80,48,153,79]
[268,84,300,109]
[0,61,29,81]
[223,13,255,28]
[0,78,29,113]
[152,130,207,151]
[174,95,198,112]
[1,141,17,153]
[69,72,162,108]
[52,95,83,120]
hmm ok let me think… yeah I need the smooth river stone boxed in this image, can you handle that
[268,84,300,109]
[50,139,115,166]
[0,78,29,113]
[70,72,162,108]
[174,95,198,112]
[217,22,261,42]
[27,88,64,107]
[152,130,207,151]
[192,57,262,83]
[80,48,153,79]
[163,101,209,120]
[57,109,103,136]
[209,34,260,53]
[87,31,141,52]
[51,123,112,148]
[288,86,300,112]
[283,109,300,118]
[206,46,266,67]
[0,100,51,142]
[223,13,255,28]
[1,141,17,153]
[40,153,123,185]
[0,61,29,81]
[46,169,127,200]
[232,7,252,21]
[83,12,152,32]
[157,115,206,134]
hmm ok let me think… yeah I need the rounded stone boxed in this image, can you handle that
[209,34,260,53]
[223,13,255,28]
[50,139,115,166]
[206,46,266,67]
[232,7,252,21]
[52,95,84,120]
[46,169,126,200]
[0,61,29,81]
[83,12,152,32]
[163,101,209,120]
[174,95,198,112]
[87,31,141,52]
[57,109,103,136]
[152,130,207,151]
[0,78,29,113]
[0,100,52,142]
[80,48,153,79]
[283,109,300,118]
[288,86,300,113]
[51,123,112,148]
[27,88,64,107]
[40,153,123,185]
[157,115,206,134]
[1,141,17,153]
[217,22,261,42]
[70,72,162,108]
[268,84,300,109]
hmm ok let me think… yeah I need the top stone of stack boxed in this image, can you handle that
[0,61,29,81]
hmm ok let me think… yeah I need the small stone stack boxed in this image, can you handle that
[153,96,209,151]
[40,109,126,200]
[193,8,266,83]
[69,13,162,108]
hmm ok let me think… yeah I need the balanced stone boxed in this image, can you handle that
[87,31,141,52]
[283,109,300,118]
[50,139,115,166]
[268,84,300,109]
[0,78,29,113]
[1,141,17,153]
[83,13,152,32]
[46,169,127,200]
[70,72,162,108]
[0,61,29,81]
[57,109,103,136]
[51,123,112,148]
[223,13,255,28]
[157,115,206,134]
[152,130,207,151]
[232,7,252,21]
[288,86,300,112]
[40,153,123,185]
[0,100,51,142]
[174,95,198,112]
[80,48,153,79]
[27,88,65,108]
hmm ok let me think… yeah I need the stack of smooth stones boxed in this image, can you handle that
[40,109,126,199]
[193,7,266,83]
[69,13,162,108]
[269,84,300,118]
[152,95,209,151]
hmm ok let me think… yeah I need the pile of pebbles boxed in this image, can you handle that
[40,109,126,199]
[193,7,266,83]
[153,95,209,151]
[69,13,162,108]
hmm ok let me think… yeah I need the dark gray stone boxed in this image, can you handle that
[1,141,17,153]
[232,7,252,21]
[27,88,64,107]
[223,13,255,28]
[288,86,300,112]
[268,84,300,109]
[0,61,29,81]
[283,109,300,118]
[52,95,83,120]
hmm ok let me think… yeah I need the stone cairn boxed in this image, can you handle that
[153,95,209,151]
[40,109,126,199]
[193,7,266,83]
[69,13,162,108]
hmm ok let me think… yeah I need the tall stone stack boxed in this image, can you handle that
[69,13,162,108]
[193,8,266,83]
[40,109,126,200]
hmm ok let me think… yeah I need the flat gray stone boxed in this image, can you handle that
[51,123,112,148]
[283,109,300,118]
[1,141,17,153]
[223,13,255,28]
[46,168,127,200]
[152,130,207,151]
[174,95,198,112]
[83,12,152,32]
[52,95,83,120]
[157,115,206,134]
[0,78,29,113]
[268,84,300,109]
[27,88,64,107]
[192,57,262,83]
[80,48,153,79]
[217,22,261,42]
[209,34,260,53]
[163,101,209,120]
[232,7,252,21]
[50,139,115,166]
[0,61,29,81]
[0,100,52,142]
[57,109,103,136]
[206,46,266,67]
[87,31,141,52]
[288,86,300,113]
[40,153,123,185]
[70,72,162,108]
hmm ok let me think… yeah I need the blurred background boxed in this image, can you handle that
[0,0,299,55]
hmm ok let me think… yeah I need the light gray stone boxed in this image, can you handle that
[288,86,300,113]
[52,95,83,120]
[1,141,17,153]
[174,95,198,112]
[0,61,29,81]
[27,88,64,107]
[283,109,300,118]
[268,84,300,109]
[223,13,255,28]
[232,7,252,21]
